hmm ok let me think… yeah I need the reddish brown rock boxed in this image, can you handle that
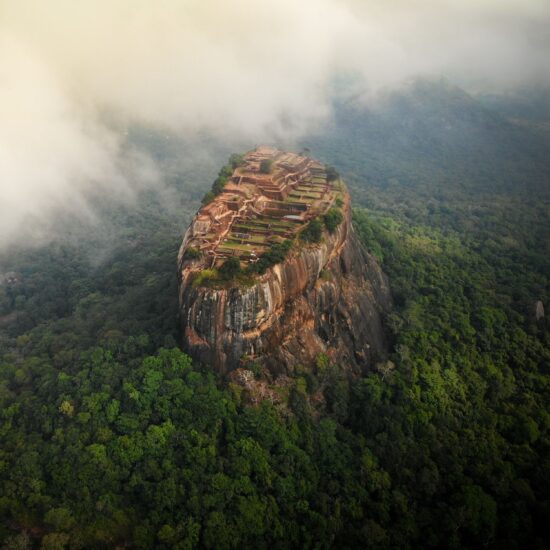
[178,187,391,376]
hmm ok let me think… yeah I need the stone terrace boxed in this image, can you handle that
[185,147,338,266]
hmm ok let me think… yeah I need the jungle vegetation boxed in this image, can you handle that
[0,81,548,549]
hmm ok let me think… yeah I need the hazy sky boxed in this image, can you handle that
[1,0,549,249]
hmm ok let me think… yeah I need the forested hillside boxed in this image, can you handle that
[0,82,548,549]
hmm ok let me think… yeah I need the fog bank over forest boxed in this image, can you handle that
[1,0,549,249]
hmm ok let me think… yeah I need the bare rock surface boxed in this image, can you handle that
[178,188,391,375]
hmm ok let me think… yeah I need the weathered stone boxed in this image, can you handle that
[178,191,392,375]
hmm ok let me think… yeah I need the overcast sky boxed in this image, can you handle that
[1,0,549,249]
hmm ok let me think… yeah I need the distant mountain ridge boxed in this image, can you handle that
[306,79,550,196]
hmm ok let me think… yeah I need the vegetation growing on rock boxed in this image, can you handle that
[259,158,273,173]
[201,154,242,204]
[323,207,344,234]
[300,217,323,243]
[246,239,292,275]
[182,246,201,260]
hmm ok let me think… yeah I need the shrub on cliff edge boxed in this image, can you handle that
[219,257,242,280]
[248,240,292,275]
[183,247,202,260]
[300,218,323,243]
[323,207,344,234]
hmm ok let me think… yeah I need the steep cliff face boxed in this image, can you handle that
[178,193,391,375]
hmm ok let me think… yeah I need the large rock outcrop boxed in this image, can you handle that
[178,192,391,375]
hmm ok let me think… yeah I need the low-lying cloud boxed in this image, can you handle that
[1,0,549,249]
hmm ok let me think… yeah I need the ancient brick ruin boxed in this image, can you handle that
[184,147,338,267]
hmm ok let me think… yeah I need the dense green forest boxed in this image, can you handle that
[0,82,549,548]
